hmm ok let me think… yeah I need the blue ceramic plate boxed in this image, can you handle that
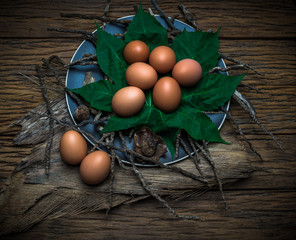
[65,15,229,166]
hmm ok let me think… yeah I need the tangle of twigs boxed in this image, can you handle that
[18,1,284,220]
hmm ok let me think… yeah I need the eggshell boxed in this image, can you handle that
[152,76,181,113]
[125,62,158,90]
[172,59,203,87]
[112,86,145,117]
[80,150,111,185]
[123,40,150,64]
[60,130,88,165]
[149,46,176,73]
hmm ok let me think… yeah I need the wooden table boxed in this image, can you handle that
[0,0,295,239]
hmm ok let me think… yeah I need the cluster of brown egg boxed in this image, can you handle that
[111,40,203,117]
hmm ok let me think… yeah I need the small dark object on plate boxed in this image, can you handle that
[133,126,167,162]
[74,105,90,122]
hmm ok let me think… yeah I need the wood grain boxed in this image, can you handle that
[1,190,295,240]
[0,0,295,38]
[0,0,296,239]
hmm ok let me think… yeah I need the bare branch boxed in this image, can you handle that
[219,53,264,76]
[232,93,284,151]
[35,64,55,175]
[178,3,197,29]
[151,0,176,30]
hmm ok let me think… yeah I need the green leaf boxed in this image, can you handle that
[102,104,162,133]
[165,103,227,144]
[69,80,117,112]
[181,73,244,111]
[96,22,128,88]
[171,29,220,76]
[102,101,226,157]
[124,4,168,50]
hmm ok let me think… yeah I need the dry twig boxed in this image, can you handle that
[35,65,55,175]
[221,106,263,161]
[195,141,228,209]
[47,28,97,47]
[68,54,97,67]
[219,52,264,76]
[59,13,131,27]
[232,93,284,151]
[178,3,197,29]
[209,64,246,74]
[151,0,176,30]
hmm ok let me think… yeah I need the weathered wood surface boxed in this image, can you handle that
[0,0,295,38]
[0,97,252,235]
[0,0,296,239]
[2,190,295,240]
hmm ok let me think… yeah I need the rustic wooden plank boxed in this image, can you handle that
[229,134,296,189]
[0,38,295,88]
[220,39,296,85]
[1,38,294,87]
[229,96,296,135]
[0,0,295,39]
[1,190,295,240]
[0,0,295,239]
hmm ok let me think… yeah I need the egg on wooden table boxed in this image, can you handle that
[80,150,111,185]
[172,59,203,87]
[123,40,150,64]
[60,130,88,165]
[125,62,158,90]
[112,86,145,117]
[152,76,181,113]
[149,46,176,73]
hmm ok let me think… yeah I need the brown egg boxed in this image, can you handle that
[149,46,176,73]
[80,150,111,185]
[60,130,88,165]
[112,86,145,117]
[152,76,181,113]
[123,40,150,64]
[125,62,158,90]
[172,59,203,87]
